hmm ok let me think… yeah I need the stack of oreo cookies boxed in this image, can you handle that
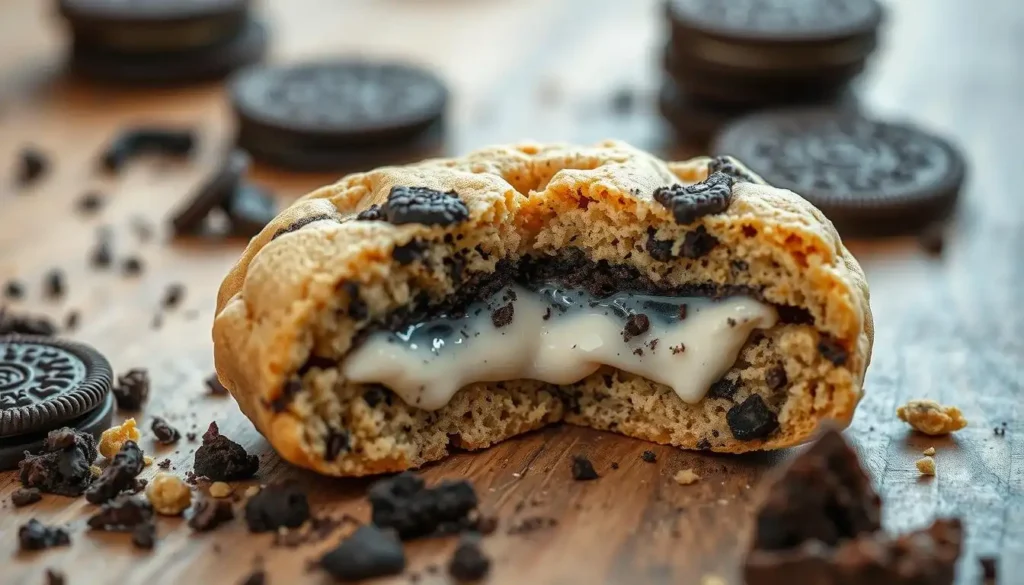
[58,0,269,85]
[0,335,114,470]
[659,0,884,143]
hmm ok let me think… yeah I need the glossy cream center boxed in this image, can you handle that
[342,285,778,411]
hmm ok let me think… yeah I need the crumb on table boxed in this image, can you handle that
[674,469,700,486]
[99,418,141,459]
[916,456,936,476]
[923,447,936,456]
[896,399,967,435]
[147,473,192,515]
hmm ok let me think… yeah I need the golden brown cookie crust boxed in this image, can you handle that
[214,141,873,477]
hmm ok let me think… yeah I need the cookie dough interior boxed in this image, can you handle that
[213,142,871,477]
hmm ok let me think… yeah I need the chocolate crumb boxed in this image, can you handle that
[696,438,712,450]
[162,283,185,309]
[112,368,150,411]
[132,521,156,550]
[151,417,181,445]
[542,307,552,320]
[90,237,113,268]
[77,190,105,214]
[369,472,479,539]
[45,568,65,585]
[44,269,65,299]
[765,365,788,391]
[611,462,620,470]
[88,495,154,532]
[727,317,737,327]
[641,450,656,463]
[393,240,427,265]
[679,304,688,320]
[679,225,719,259]
[319,524,406,581]
[189,496,235,532]
[186,432,197,442]
[85,440,144,504]
[979,556,997,583]
[245,482,310,533]
[18,519,70,551]
[18,427,98,496]
[707,377,739,400]
[193,422,259,481]
[64,310,80,331]
[670,343,686,354]
[491,302,514,328]
[359,185,470,227]
[158,458,171,469]
[507,516,558,535]
[918,223,946,255]
[571,455,599,481]
[4,279,25,299]
[121,256,144,276]
[11,487,42,507]
[653,172,734,225]
[448,534,491,581]
[645,227,675,261]
[622,313,650,341]
[205,373,228,395]
[15,147,49,186]
[727,395,779,441]
[817,336,848,366]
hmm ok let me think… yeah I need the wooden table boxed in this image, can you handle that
[1,0,1021,583]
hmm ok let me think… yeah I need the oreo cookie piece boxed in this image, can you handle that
[0,335,114,437]
[655,172,734,225]
[170,150,250,235]
[713,109,966,236]
[68,19,268,85]
[319,524,406,581]
[356,186,469,227]
[230,60,448,171]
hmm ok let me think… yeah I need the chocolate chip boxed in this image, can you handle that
[112,368,150,411]
[244,482,310,533]
[90,237,113,269]
[157,458,171,469]
[11,487,42,507]
[325,430,350,460]
[64,310,80,331]
[319,524,406,581]
[491,302,514,328]
[918,223,946,256]
[189,496,235,532]
[679,225,719,259]
[653,172,734,225]
[122,256,144,276]
[646,228,675,261]
[358,186,470,227]
[362,385,390,408]
[707,377,739,400]
[622,313,650,342]
[193,422,259,481]
[205,373,228,395]
[708,156,757,184]
[341,281,368,320]
[162,283,186,309]
[571,455,599,481]
[44,269,66,299]
[272,213,341,240]
[817,336,848,366]
[151,417,181,445]
[727,395,779,441]
[393,240,427,265]
[100,127,195,173]
[765,365,788,391]
[85,440,145,504]
[88,495,154,531]
[448,534,491,582]
[18,519,70,551]
[45,569,65,585]
[77,190,105,214]
[4,279,25,299]
[270,379,301,413]
[368,472,479,540]
[15,147,49,186]
[641,450,656,463]
[19,427,98,496]
[697,438,712,450]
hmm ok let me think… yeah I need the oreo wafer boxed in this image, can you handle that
[712,108,966,236]
[229,60,448,172]
[0,335,114,470]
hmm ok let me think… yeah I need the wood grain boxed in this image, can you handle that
[1,0,1022,584]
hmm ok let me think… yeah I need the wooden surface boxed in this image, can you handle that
[1,0,1022,584]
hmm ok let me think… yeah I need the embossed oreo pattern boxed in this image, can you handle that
[0,336,113,437]
[668,0,882,38]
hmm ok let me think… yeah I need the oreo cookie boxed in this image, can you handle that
[0,335,115,470]
[712,108,966,236]
[229,60,448,171]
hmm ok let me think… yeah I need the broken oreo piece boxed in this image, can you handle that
[18,519,70,551]
[708,155,759,184]
[88,495,154,531]
[170,150,249,236]
[358,185,470,227]
[448,534,491,582]
[726,395,779,440]
[189,496,236,532]
[641,450,657,463]
[490,302,514,328]
[654,172,734,225]
[319,524,406,581]
[100,127,196,173]
[679,225,719,258]
[85,440,145,504]
[193,421,259,480]
[151,417,181,445]
[244,482,310,532]
[15,147,50,187]
[11,487,42,507]
[18,427,99,496]
[571,455,600,481]
[111,368,150,411]
[368,471,479,540]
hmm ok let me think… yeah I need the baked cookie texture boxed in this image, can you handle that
[213,141,873,477]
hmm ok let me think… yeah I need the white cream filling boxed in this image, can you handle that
[342,285,778,411]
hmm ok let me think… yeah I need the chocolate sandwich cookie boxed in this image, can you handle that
[712,108,965,236]
[229,61,448,171]
[69,19,269,85]
[665,0,884,75]
[213,141,873,477]
[1,335,114,470]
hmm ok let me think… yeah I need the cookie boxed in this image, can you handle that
[712,108,965,235]
[68,19,268,85]
[666,0,883,74]
[213,141,872,477]
[229,60,448,171]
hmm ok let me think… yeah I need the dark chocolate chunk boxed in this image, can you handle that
[44,269,66,299]
[393,239,428,265]
[817,336,848,366]
[491,302,514,328]
[85,440,145,504]
[753,428,880,551]
[325,430,350,460]
[162,283,186,309]
[100,127,196,173]
[448,534,491,582]
[18,519,70,551]
[45,569,65,585]
[622,313,651,342]
[707,377,739,400]
[19,427,99,497]
[121,256,144,276]
[4,279,25,299]
[151,417,181,445]
[362,385,390,408]
[11,487,42,507]
[76,190,105,214]
[189,496,236,532]
[364,185,470,227]
[244,482,310,533]
[679,225,719,258]
[571,455,599,481]
[727,395,779,440]
[319,524,406,581]
[88,495,154,531]
[205,373,228,395]
[0,310,57,336]
[341,281,368,320]
[645,227,675,261]
[132,521,156,549]
[170,149,249,235]
[193,421,259,481]
[15,147,49,186]
[653,172,734,225]
[368,472,479,540]
[641,450,657,463]
[112,368,150,411]
[766,365,788,391]
[272,213,341,240]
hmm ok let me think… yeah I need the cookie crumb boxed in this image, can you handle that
[245,486,261,498]
[11,487,42,507]
[210,482,233,498]
[922,447,936,456]
[571,455,599,481]
[86,440,144,504]
[244,482,310,532]
[99,417,141,459]
[193,421,259,481]
[897,399,967,435]
[147,472,192,515]
[916,456,936,476]
[122,256,144,276]
[674,469,700,485]
[143,456,154,466]
[641,450,656,463]
[151,416,181,445]
[701,575,726,585]
[490,302,514,328]
[622,313,650,341]
[368,472,479,539]
[18,519,70,551]
[188,495,235,532]
[447,534,491,581]
[319,524,406,581]
[91,465,102,477]
[112,369,150,411]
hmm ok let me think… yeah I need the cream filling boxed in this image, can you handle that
[342,285,778,411]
